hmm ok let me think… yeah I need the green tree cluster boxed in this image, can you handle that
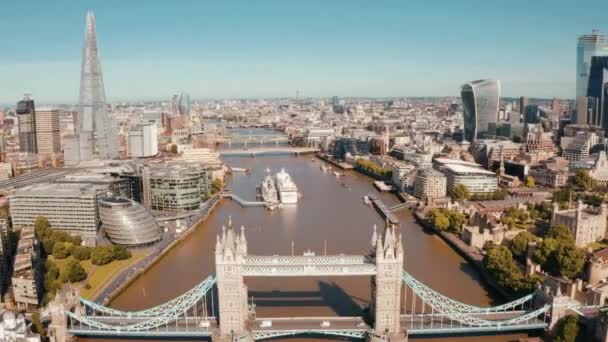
[533,224,585,279]
[554,315,580,342]
[355,159,392,179]
[500,207,530,229]
[211,178,223,194]
[527,202,552,222]
[483,246,540,296]
[469,189,508,201]
[574,169,597,191]
[452,184,470,201]
[525,176,535,188]
[509,231,538,259]
[427,208,467,233]
[91,245,132,265]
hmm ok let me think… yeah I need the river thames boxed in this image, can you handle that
[100,149,528,342]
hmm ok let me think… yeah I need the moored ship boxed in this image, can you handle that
[261,175,279,205]
[275,168,298,204]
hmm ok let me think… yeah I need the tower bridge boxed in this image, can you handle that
[45,218,602,342]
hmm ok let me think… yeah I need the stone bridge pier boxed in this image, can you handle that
[47,286,82,342]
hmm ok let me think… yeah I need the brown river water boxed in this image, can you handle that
[83,154,529,342]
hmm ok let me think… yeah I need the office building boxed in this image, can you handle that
[128,123,158,158]
[98,196,161,246]
[178,92,190,117]
[333,137,370,159]
[524,105,540,124]
[413,169,447,201]
[142,163,212,215]
[587,56,608,129]
[9,183,99,244]
[434,158,498,194]
[519,96,529,115]
[16,95,36,154]
[0,219,10,296]
[552,201,608,248]
[461,80,501,142]
[34,108,61,156]
[577,31,608,99]
[11,227,40,310]
[576,96,590,125]
[562,132,598,161]
[65,12,118,165]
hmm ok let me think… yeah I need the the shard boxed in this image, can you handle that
[72,11,117,163]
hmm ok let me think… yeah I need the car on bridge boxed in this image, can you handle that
[320,321,331,327]
[258,320,272,328]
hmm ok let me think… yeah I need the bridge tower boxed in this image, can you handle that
[215,217,249,338]
[47,285,81,342]
[370,223,406,340]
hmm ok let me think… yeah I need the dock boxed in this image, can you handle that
[369,195,400,225]
[316,154,354,170]
[373,181,394,192]
[221,192,266,207]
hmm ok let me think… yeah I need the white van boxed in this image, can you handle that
[258,320,272,328]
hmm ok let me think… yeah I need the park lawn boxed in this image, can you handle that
[79,251,148,299]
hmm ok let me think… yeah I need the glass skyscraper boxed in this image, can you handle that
[587,55,608,129]
[177,91,191,117]
[576,31,608,99]
[460,79,501,142]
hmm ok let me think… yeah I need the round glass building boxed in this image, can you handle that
[99,196,161,246]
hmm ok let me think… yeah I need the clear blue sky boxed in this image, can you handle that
[1,0,607,104]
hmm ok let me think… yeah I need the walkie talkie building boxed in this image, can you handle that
[461,79,500,142]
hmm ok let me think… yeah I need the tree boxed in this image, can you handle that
[448,210,467,232]
[212,178,223,194]
[554,243,585,278]
[34,216,51,240]
[30,311,46,337]
[533,238,559,266]
[66,260,87,282]
[574,169,597,191]
[510,231,538,258]
[433,212,450,231]
[91,245,115,265]
[555,315,579,342]
[553,186,574,204]
[72,246,92,261]
[112,246,132,260]
[484,246,538,295]
[546,224,575,245]
[52,242,71,259]
[525,176,535,188]
[452,184,470,201]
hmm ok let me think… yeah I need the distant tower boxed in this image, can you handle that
[177,91,190,118]
[215,218,249,337]
[460,80,501,142]
[77,11,117,161]
[498,147,506,176]
[16,94,37,154]
[371,223,404,336]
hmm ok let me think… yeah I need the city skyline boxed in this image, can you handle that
[1,1,608,104]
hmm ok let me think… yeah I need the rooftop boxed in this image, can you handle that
[13,182,97,198]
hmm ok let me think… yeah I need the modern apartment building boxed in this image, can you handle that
[413,169,447,201]
[434,158,498,194]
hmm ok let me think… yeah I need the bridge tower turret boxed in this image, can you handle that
[370,222,405,339]
[215,217,249,338]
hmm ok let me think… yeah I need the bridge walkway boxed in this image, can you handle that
[221,192,266,207]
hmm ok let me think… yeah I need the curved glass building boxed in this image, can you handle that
[99,197,161,246]
[461,79,500,142]
[178,91,190,117]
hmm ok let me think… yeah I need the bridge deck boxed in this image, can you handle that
[242,254,377,276]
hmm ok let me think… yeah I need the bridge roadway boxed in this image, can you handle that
[219,147,319,156]
[242,254,377,277]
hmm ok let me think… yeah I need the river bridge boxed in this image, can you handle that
[45,219,601,342]
[219,147,319,157]
[217,135,290,146]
